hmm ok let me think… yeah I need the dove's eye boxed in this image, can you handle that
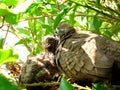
[54,28,62,37]
[54,28,59,36]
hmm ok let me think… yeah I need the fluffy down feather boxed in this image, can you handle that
[19,35,60,90]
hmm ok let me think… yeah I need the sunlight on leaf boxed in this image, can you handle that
[3,0,19,6]
[0,3,9,16]
[0,49,18,65]
[5,13,20,24]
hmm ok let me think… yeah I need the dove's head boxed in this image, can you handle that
[54,23,75,39]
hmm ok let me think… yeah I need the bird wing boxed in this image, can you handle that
[55,31,119,81]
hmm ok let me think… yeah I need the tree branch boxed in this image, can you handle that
[19,82,59,88]
[20,14,57,22]
[70,0,120,22]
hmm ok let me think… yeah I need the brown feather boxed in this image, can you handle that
[54,23,120,84]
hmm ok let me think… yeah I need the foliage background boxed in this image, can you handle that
[0,0,120,89]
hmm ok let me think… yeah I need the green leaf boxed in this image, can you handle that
[15,39,24,46]
[25,3,42,15]
[0,8,9,16]
[90,13,103,33]
[103,30,112,38]
[28,20,33,29]
[0,49,18,64]
[93,14,103,29]
[41,24,53,34]
[90,18,95,31]
[92,83,108,90]
[53,6,72,29]
[60,76,75,90]
[17,28,30,36]
[3,0,19,6]
[0,4,9,16]
[5,13,20,24]
[95,0,101,6]
[15,38,31,46]
[35,46,41,54]
[0,74,20,90]
[113,22,120,34]
[69,6,77,25]
[0,38,4,49]
[38,18,45,24]
[118,1,120,5]
[0,3,20,24]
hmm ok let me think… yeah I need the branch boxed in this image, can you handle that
[19,82,59,88]
[20,14,99,22]
[88,1,120,16]
[19,82,92,90]
[70,0,120,22]
[20,14,57,22]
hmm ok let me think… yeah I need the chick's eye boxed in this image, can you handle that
[48,38,53,42]
[48,38,54,43]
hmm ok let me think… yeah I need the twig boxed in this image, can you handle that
[19,82,60,87]
[2,25,9,48]
[20,14,99,22]
[72,83,92,90]
[20,14,57,22]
